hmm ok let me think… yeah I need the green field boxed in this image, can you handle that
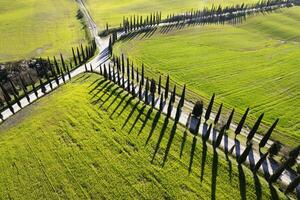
[114,7,300,148]
[0,74,284,199]
[85,0,260,29]
[0,0,87,63]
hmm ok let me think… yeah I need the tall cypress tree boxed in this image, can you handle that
[225,109,235,130]
[165,75,169,100]
[85,64,88,72]
[67,65,71,80]
[8,80,21,108]
[80,44,85,61]
[235,107,249,137]
[72,47,78,66]
[39,78,46,93]
[237,143,252,164]
[247,113,264,143]
[138,80,142,101]
[159,93,164,111]
[141,63,145,85]
[8,79,19,97]
[60,53,66,72]
[53,56,60,75]
[127,58,130,91]
[205,93,215,121]
[178,84,186,108]
[108,64,112,81]
[214,103,223,125]
[136,68,139,83]
[259,119,279,148]
[150,79,156,107]
[112,64,116,83]
[171,85,176,103]
[158,75,161,95]
[214,125,226,149]
[145,78,149,104]
[28,74,38,97]
[19,77,30,103]
[0,85,14,114]
[103,64,108,80]
[77,47,81,64]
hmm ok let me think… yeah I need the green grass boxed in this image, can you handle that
[113,7,300,149]
[0,74,285,199]
[0,0,87,63]
[85,0,260,29]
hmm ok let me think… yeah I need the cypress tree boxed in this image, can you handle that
[202,124,212,142]
[136,68,139,83]
[61,69,65,84]
[138,80,142,101]
[90,63,93,73]
[247,113,264,143]
[285,175,300,194]
[70,61,73,70]
[145,78,149,104]
[235,108,249,136]
[269,157,297,183]
[8,79,19,97]
[159,93,164,111]
[112,64,116,83]
[81,44,85,61]
[141,64,145,85]
[72,47,78,66]
[77,47,81,64]
[288,145,300,159]
[214,103,223,125]
[60,53,66,72]
[214,125,226,149]
[108,64,112,81]
[53,56,60,75]
[28,74,38,97]
[178,84,186,108]
[225,108,235,130]
[67,65,71,80]
[19,77,30,103]
[205,93,215,121]
[117,65,121,86]
[158,75,161,95]
[192,101,203,118]
[103,64,108,79]
[85,64,88,72]
[165,75,169,99]
[39,78,46,94]
[8,80,21,108]
[0,85,14,114]
[47,57,55,77]
[171,85,176,103]
[121,55,125,88]
[253,152,269,173]
[237,143,252,164]
[127,58,130,91]
[85,46,89,59]
[150,79,156,107]
[259,119,279,148]
[99,64,103,75]
[131,63,134,82]
[166,96,173,118]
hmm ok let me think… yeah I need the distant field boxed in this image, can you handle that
[0,0,87,63]
[114,7,300,148]
[0,74,284,199]
[85,0,260,29]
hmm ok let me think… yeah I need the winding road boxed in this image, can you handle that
[0,0,299,197]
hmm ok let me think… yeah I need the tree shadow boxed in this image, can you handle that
[188,136,197,174]
[145,111,161,145]
[162,121,178,167]
[268,183,279,200]
[129,105,146,134]
[151,116,169,163]
[89,79,106,94]
[248,148,256,170]
[106,89,124,110]
[90,80,111,99]
[211,150,219,200]
[223,134,232,181]
[200,140,208,182]
[238,164,246,200]
[99,86,120,108]
[180,130,188,159]
[122,100,140,128]
[253,173,262,200]
[137,107,153,136]
[118,96,135,116]
[110,93,129,118]
[91,82,114,105]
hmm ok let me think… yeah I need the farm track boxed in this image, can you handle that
[0,0,299,196]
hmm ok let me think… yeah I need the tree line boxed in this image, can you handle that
[86,53,299,195]
[0,39,97,119]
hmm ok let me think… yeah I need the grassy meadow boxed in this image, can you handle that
[0,74,285,199]
[85,0,260,29]
[0,0,87,63]
[113,7,300,148]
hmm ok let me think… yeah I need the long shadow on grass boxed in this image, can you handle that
[138,107,153,136]
[99,86,120,108]
[145,110,162,145]
[91,82,115,105]
[118,96,135,116]
[151,116,170,163]
[129,105,146,134]
[89,79,106,95]
[106,89,124,110]
[90,80,111,99]
[110,93,130,118]
[122,100,140,128]
[188,136,198,174]
[211,150,219,200]
[253,174,262,200]
[238,165,246,200]
[162,120,179,167]
[180,130,188,159]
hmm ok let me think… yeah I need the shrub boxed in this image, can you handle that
[192,101,203,118]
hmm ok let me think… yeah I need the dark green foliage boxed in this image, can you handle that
[202,124,212,142]
[131,63,134,82]
[76,47,81,64]
[150,79,156,107]
[127,58,130,91]
[136,68,139,83]
[108,64,112,81]
[8,79,18,97]
[67,65,71,80]
[85,64,88,72]
[19,78,30,103]
[247,113,264,142]
[29,74,38,97]
[214,125,226,149]
[138,80,142,101]
[159,93,164,111]
[192,101,203,118]
[141,64,145,85]
[60,53,66,72]
[288,145,300,159]
[205,93,215,121]
[0,84,14,114]
[178,84,186,108]
[259,119,279,148]
[225,109,234,130]
[53,56,60,75]
[171,85,176,103]
[80,44,85,61]
[100,64,103,75]
[72,47,78,66]
[235,108,249,136]
[145,78,149,104]
[166,96,173,118]
[103,64,108,80]
[39,78,46,94]
[165,75,169,99]
[268,141,281,157]
[214,103,223,125]
[237,143,252,164]
[158,75,161,95]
